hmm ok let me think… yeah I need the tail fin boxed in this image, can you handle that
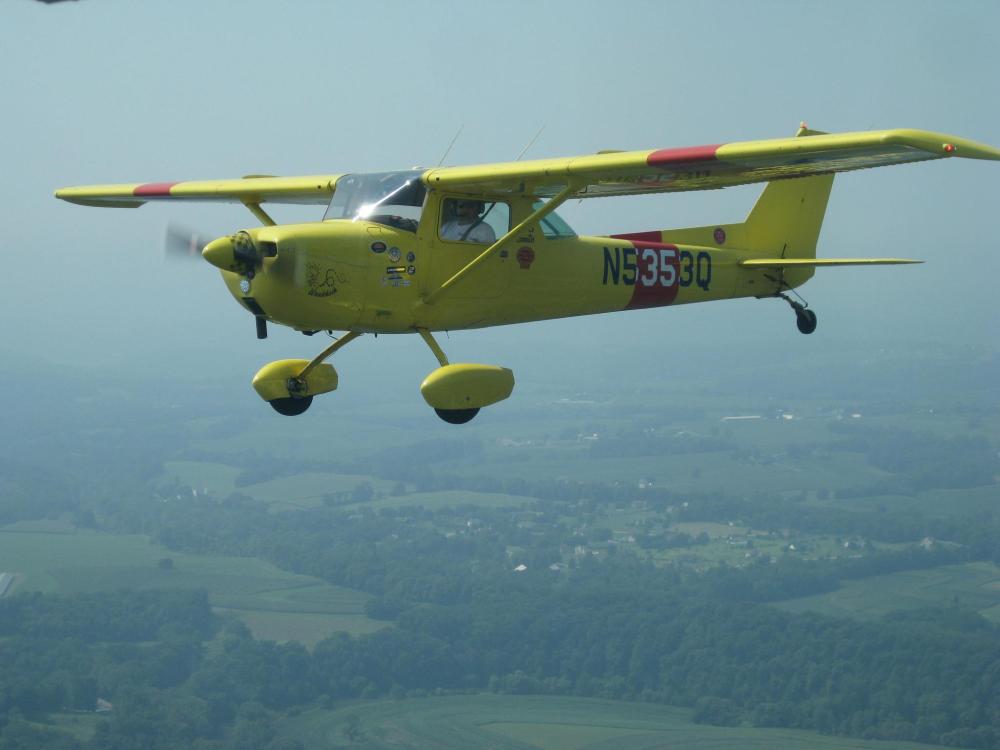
[617,171,835,258]
[634,173,834,291]
[625,126,836,259]
[736,173,834,259]
[610,127,922,290]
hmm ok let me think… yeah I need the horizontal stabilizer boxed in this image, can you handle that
[740,258,922,268]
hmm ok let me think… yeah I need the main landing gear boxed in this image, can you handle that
[416,329,514,425]
[434,407,480,425]
[250,328,515,423]
[776,292,818,335]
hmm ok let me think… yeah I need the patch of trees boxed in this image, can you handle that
[0,590,214,643]
[828,422,997,490]
[0,458,79,524]
[0,589,220,749]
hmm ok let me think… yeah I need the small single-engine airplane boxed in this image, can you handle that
[56,125,1000,423]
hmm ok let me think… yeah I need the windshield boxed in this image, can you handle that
[324,170,426,232]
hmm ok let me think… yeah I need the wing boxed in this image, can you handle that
[55,174,342,208]
[424,128,1000,199]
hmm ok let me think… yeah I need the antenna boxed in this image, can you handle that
[515,125,546,161]
[437,125,464,166]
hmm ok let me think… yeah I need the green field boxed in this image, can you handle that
[774,561,1000,622]
[0,521,381,646]
[278,694,943,750]
[160,461,398,511]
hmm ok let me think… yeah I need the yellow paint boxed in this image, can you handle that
[420,364,515,410]
[54,126,1000,419]
[252,359,338,401]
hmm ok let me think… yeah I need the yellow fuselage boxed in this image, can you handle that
[219,215,789,335]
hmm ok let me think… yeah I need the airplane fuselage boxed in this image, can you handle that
[219,219,788,335]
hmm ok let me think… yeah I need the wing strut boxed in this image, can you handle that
[420,183,578,307]
[243,201,276,227]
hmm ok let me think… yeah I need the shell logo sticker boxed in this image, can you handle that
[516,246,535,269]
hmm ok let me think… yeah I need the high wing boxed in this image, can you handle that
[55,174,342,208]
[423,128,1000,199]
[55,128,1000,209]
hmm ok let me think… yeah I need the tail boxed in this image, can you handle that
[657,126,837,261]
[617,128,919,288]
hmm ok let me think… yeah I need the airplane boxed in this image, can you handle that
[56,125,1000,424]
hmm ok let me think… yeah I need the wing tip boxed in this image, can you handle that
[55,188,145,208]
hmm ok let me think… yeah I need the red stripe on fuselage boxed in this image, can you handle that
[647,144,720,168]
[624,239,681,310]
[133,182,181,196]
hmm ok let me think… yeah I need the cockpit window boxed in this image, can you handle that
[531,200,576,238]
[440,198,509,244]
[324,170,426,232]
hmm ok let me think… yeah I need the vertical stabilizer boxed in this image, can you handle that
[740,172,834,259]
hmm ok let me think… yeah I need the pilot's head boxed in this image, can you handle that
[455,199,484,217]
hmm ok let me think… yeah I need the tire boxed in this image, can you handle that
[796,309,817,335]
[434,407,480,424]
[269,396,313,416]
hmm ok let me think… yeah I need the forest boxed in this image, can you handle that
[3,452,1000,749]
[1,353,998,749]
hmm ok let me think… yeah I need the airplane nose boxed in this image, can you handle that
[202,235,236,271]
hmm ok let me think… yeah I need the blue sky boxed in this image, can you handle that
[2,0,997,405]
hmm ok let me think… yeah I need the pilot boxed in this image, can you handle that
[441,199,497,244]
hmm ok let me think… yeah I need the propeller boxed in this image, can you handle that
[163,224,274,340]
[164,223,211,261]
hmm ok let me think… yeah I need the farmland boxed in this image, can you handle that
[0,520,381,645]
[278,694,945,750]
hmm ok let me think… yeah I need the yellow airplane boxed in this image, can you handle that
[56,125,1000,423]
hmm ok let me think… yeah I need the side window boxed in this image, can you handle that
[531,200,576,238]
[440,198,509,244]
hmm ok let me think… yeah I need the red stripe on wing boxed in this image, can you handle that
[133,182,181,197]
[647,145,720,168]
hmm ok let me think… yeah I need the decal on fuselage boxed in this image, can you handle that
[306,262,347,297]
[602,244,712,309]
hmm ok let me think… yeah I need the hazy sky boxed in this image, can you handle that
[2,0,998,409]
